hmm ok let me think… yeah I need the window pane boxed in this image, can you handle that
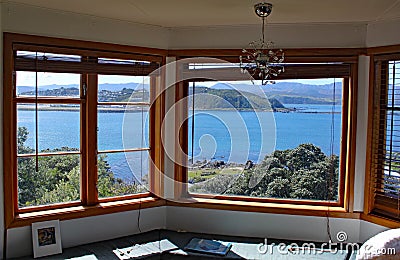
[383,72,400,197]
[17,154,80,208]
[123,105,150,149]
[16,71,80,98]
[16,51,81,63]
[97,151,149,199]
[17,104,80,153]
[98,105,149,151]
[98,75,149,103]
[387,61,400,108]
[188,79,342,202]
[17,104,37,154]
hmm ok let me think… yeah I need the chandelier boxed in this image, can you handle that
[239,2,285,85]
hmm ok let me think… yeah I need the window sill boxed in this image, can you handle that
[166,197,360,219]
[8,197,166,228]
[360,213,400,228]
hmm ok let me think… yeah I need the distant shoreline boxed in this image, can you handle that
[18,105,146,113]
[17,106,340,114]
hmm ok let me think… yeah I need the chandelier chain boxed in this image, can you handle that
[239,2,285,85]
[262,17,265,43]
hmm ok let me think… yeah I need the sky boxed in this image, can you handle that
[17,71,336,87]
[16,72,148,86]
[197,78,336,88]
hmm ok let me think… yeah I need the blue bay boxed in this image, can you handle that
[17,104,341,181]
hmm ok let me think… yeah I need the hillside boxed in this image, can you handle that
[19,85,285,111]
[17,82,145,95]
[98,88,148,102]
[262,82,342,104]
[268,95,340,105]
[18,81,342,105]
[189,86,286,111]
[20,87,80,97]
[208,82,342,104]
[20,80,344,108]
[19,87,148,102]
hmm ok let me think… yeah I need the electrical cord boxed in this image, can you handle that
[325,78,337,242]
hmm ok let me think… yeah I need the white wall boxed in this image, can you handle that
[6,207,166,259]
[1,2,169,49]
[169,22,367,49]
[353,55,370,212]
[359,220,389,242]
[0,2,171,259]
[366,18,400,47]
[166,207,391,244]
[3,1,400,50]
[0,2,398,259]
[164,57,177,200]
[166,207,362,243]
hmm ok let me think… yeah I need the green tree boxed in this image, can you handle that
[190,143,339,201]
[17,127,144,207]
[97,154,142,197]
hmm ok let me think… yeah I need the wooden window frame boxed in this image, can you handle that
[171,52,359,211]
[3,34,368,227]
[365,46,400,224]
[3,33,166,228]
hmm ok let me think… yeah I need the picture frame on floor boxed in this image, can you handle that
[31,220,62,258]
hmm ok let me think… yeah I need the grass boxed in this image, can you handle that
[188,167,244,183]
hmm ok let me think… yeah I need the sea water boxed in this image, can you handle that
[17,104,342,180]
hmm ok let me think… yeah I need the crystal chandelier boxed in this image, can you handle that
[240,2,285,85]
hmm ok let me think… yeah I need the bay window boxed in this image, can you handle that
[3,33,165,228]
[173,58,357,209]
[367,54,400,220]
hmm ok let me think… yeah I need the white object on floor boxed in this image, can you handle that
[113,239,179,259]
[357,228,400,260]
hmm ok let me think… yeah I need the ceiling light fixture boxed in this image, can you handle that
[239,2,285,85]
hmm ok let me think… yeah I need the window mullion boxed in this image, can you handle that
[149,74,164,196]
[85,72,99,206]
[4,43,17,228]
[80,74,88,205]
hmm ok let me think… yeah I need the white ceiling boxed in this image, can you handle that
[4,0,400,27]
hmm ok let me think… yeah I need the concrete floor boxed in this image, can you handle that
[13,229,357,260]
